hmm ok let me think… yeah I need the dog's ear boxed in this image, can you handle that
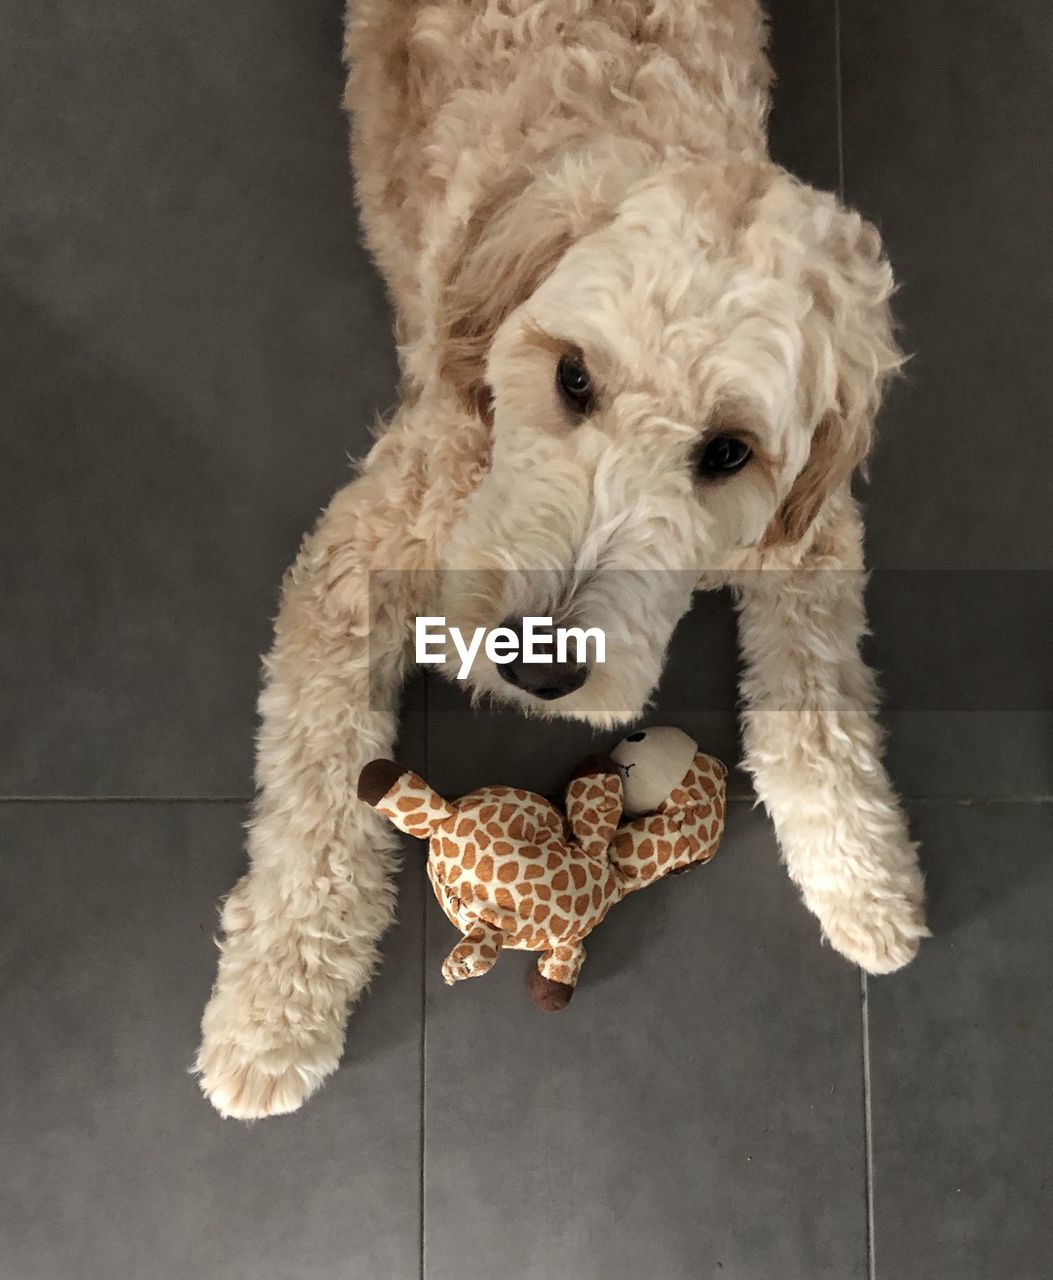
[762,188,904,548]
[762,412,853,549]
[437,163,624,422]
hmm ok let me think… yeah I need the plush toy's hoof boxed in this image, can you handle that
[527,965,575,1012]
[357,758,408,805]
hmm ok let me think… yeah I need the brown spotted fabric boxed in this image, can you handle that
[365,753,726,997]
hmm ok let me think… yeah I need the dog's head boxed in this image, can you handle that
[435,148,901,724]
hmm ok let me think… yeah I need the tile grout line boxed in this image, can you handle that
[861,970,877,1280]
[0,795,253,804]
[419,675,430,1280]
[834,0,846,199]
[418,887,428,1280]
[836,9,872,1274]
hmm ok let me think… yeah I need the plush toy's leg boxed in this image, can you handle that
[528,943,586,1012]
[441,922,506,985]
[358,762,456,839]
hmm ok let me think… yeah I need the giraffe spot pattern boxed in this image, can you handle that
[383,753,726,990]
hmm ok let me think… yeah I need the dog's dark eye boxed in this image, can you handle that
[697,435,752,478]
[556,353,594,414]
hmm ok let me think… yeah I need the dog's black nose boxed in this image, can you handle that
[496,617,590,701]
[499,655,589,701]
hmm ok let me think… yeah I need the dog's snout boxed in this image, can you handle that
[496,616,590,701]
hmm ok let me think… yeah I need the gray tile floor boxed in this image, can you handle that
[2,1,1050,1278]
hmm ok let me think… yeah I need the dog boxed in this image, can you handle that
[196,0,928,1119]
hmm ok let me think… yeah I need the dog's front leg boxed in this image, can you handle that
[733,504,928,974]
[196,468,428,1119]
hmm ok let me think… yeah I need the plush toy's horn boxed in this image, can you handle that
[357,758,411,806]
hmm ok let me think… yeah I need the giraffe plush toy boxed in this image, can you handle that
[357,727,727,1011]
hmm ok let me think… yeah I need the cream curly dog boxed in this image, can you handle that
[196,0,928,1119]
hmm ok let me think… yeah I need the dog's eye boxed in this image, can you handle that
[696,435,752,478]
[556,353,594,414]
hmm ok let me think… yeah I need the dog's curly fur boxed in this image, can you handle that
[196,0,928,1119]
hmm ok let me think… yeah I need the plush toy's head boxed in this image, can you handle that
[611,726,699,817]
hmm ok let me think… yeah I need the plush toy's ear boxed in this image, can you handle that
[759,182,903,548]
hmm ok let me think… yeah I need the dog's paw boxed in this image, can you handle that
[189,1008,337,1121]
[818,889,930,975]
[195,1039,330,1121]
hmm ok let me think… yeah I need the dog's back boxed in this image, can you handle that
[344,0,772,327]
